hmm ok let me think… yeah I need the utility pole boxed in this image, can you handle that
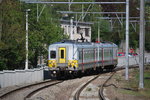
[98,21,100,42]
[25,9,30,70]
[70,17,74,40]
[125,0,129,80]
[0,21,1,41]
[139,0,145,89]
[68,0,71,11]
[82,4,84,21]
[37,4,39,22]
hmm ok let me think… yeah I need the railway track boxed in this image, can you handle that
[99,72,115,100]
[73,71,116,100]
[0,66,139,100]
[73,66,139,100]
[73,74,101,100]
[0,79,63,100]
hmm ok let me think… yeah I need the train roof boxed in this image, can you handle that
[53,40,91,45]
[49,40,118,48]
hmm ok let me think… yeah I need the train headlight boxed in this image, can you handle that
[53,71,56,74]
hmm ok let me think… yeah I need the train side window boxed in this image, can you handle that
[61,50,64,58]
[50,51,56,59]
[79,50,82,60]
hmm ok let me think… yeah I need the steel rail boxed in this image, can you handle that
[74,74,101,100]
[0,80,57,99]
[25,2,126,4]
[24,81,63,100]
[99,72,116,100]
[98,66,139,100]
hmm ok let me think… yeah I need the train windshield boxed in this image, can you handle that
[61,50,64,58]
[50,51,56,59]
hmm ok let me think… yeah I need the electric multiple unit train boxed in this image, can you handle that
[48,40,118,77]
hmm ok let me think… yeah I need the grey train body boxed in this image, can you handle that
[48,40,118,76]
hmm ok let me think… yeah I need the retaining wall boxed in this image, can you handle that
[0,68,43,88]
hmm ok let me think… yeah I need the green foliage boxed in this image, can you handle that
[0,0,26,70]
[129,30,139,50]
[91,19,111,41]
[145,5,150,52]
[0,0,65,70]
[145,21,150,52]
[24,3,65,67]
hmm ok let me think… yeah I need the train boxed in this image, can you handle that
[48,39,118,77]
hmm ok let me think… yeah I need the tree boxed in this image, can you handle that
[0,0,65,70]
[0,0,25,70]
[24,3,65,67]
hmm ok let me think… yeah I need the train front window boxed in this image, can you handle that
[61,50,64,58]
[50,51,56,58]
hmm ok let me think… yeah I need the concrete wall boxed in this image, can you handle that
[0,68,43,88]
[117,55,150,67]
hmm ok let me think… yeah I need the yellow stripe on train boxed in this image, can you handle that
[48,60,57,68]
[68,60,78,68]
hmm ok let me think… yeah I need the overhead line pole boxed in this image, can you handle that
[139,0,145,89]
[98,21,100,42]
[70,17,74,40]
[125,0,129,80]
[37,4,38,22]
[25,9,30,70]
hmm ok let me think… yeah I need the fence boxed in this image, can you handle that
[0,68,44,88]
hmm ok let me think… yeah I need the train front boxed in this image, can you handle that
[48,42,79,77]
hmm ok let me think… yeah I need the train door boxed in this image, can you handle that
[59,47,66,63]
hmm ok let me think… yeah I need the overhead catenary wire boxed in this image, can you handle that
[25,2,126,4]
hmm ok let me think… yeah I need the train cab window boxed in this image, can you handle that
[61,50,64,58]
[50,51,56,58]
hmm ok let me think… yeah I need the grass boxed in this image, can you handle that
[120,65,150,98]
